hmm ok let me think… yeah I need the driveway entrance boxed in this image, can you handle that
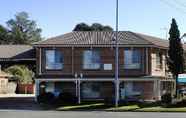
[0,94,41,110]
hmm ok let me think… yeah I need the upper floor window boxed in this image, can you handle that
[156,52,163,69]
[83,50,101,70]
[45,50,63,70]
[124,49,141,69]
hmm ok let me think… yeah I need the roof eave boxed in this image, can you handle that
[33,44,169,49]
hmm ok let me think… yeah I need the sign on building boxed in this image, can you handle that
[178,74,186,83]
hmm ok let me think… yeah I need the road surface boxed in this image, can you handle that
[1,111,186,118]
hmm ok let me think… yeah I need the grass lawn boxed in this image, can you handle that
[106,104,140,111]
[135,107,186,112]
[51,102,186,112]
[56,103,106,111]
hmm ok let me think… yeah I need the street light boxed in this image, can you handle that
[115,0,119,107]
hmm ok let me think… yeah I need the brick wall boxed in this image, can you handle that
[36,47,148,78]
[150,48,167,77]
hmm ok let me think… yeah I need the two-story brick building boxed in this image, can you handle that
[34,31,177,102]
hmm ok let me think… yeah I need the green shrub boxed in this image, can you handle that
[173,99,186,107]
[5,65,34,84]
[37,92,55,104]
[56,92,77,105]
[161,93,172,105]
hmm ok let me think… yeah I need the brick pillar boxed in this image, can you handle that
[153,80,161,100]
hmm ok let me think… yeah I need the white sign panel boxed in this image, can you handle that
[178,74,186,79]
[104,64,112,70]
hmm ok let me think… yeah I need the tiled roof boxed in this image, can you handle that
[34,31,186,50]
[132,32,169,48]
[0,45,35,61]
[35,31,152,45]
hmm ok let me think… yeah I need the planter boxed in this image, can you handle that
[17,84,34,94]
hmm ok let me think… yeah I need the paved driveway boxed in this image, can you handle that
[0,96,41,110]
[1,111,186,118]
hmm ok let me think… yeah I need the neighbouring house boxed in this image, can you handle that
[0,45,36,70]
[0,70,13,94]
[34,31,184,102]
[0,45,36,94]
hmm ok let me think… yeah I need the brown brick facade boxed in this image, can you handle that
[35,46,172,102]
[36,47,150,78]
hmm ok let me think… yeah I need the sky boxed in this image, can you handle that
[1,0,186,39]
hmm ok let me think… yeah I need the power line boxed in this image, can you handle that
[159,0,186,14]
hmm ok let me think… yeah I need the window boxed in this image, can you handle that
[81,83,101,99]
[45,50,63,70]
[120,82,142,99]
[83,50,101,69]
[156,53,163,69]
[124,49,141,69]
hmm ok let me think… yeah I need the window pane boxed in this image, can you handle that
[83,50,101,69]
[46,50,55,63]
[82,83,101,98]
[124,50,132,66]
[133,50,140,63]
[120,82,142,100]
[124,50,141,69]
[45,50,63,70]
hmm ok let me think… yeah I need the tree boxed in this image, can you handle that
[0,25,10,44]
[91,23,113,31]
[73,23,92,31]
[73,22,113,31]
[102,25,114,31]
[6,12,42,44]
[167,18,185,97]
[5,65,34,84]
[91,23,104,31]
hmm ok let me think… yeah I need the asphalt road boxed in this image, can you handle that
[1,97,186,118]
[1,111,186,118]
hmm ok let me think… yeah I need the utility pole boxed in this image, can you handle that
[115,0,119,107]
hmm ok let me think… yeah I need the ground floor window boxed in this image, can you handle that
[120,82,142,100]
[45,82,55,93]
[81,82,101,99]
[39,82,76,97]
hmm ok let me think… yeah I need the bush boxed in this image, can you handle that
[57,92,77,104]
[5,65,34,84]
[161,93,172,105]
[37,92,55,104]
[173,99,186,107]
